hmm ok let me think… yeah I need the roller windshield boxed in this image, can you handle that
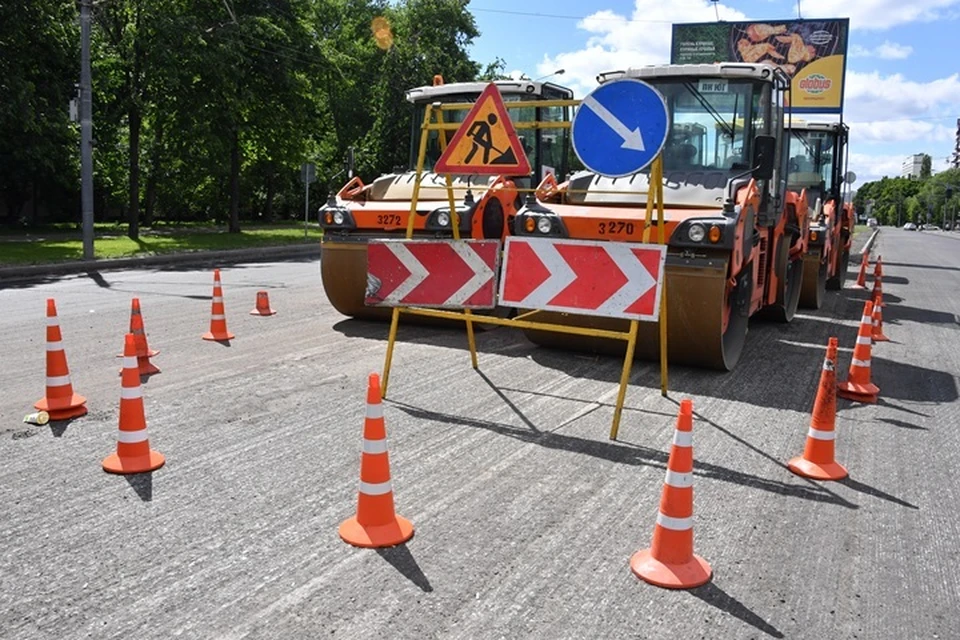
[787,129,835,203]
[643,79,766,173]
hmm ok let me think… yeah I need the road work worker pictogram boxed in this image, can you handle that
[464,114,518,166]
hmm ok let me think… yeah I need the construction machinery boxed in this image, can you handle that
[789,121,856,308]
[513,63,810,371]
[318,77,574,319]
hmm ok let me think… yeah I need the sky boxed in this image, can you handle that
[464,0,960,186]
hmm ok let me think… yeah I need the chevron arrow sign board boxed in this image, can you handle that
[498,237,666,321]
[365,239,501,309]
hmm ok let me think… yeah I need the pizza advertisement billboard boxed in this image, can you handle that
[670,19,850,114]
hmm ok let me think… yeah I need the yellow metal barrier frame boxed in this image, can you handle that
[380,97,668,440]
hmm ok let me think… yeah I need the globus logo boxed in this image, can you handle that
[799,74,832,94]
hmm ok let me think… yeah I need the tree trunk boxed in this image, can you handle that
[229,127,240,233]
[128,106,141,240]
[264,169,275,223]
[144,118,163,227]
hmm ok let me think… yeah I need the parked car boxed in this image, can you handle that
[867,217,878,228]
[903,222,917,230]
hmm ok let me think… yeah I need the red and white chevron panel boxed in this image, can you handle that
[365,240,501,309]
[498,237,666,321]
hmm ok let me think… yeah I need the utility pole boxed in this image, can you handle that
[80,0,94,260]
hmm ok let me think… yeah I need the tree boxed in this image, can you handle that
[0,1,79,226]
[920,153,932,180]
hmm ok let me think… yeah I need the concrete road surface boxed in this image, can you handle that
[1,230,957,639]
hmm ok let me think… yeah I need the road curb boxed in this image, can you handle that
[861,228,881,255]
[0,243,321,284]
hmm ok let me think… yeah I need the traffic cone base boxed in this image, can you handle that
[837,381,879,403]
[203,329,235,341]
[102,449,165,475]
[787,456,848,481]
[117,356,161,377]
[339,514,414,548]
[117,347,159,357]
[630,548,712,589]
[137,356,161,376]
[35,394,88,420]
[250,291,276,316]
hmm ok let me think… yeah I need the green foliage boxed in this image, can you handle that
[855,167,960,227]
[920,153,932,180]
[0,1,79,226]
[1,0,494,232]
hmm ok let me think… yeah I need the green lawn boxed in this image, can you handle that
[0,226,323,266]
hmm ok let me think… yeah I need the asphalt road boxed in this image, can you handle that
[1,229,957,639]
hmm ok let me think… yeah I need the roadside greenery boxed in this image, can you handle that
[0,225,323,265]
[1,0,502,239]
[854,167,960,228]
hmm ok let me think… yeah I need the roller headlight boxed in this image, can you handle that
[436,211,451,227]
[537,217,552,234]
[687,223,706,243]
[333,211,345,225]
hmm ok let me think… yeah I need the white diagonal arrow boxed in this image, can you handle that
[447,243,495,306]
[388,243,429,303]
[582,95,646,151]
[511,239,577,308]
[595,244,659,318]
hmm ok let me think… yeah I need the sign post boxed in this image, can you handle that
[571,78,672,417]
[301,162,316,238]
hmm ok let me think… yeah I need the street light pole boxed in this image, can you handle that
[80,0,94,260]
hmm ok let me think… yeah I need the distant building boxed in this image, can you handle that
[901,154,925,179]
[952,118,959,169]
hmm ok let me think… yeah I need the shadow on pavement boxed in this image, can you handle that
[881,304,959,326]
[876,417,929,431]
[124,473,153,502]
[389,401,858,510]
[873,397,930,417]
[376,544,432,592]
[877,275,909,285]
[837,476,917,509]
[48,419,72,438]
[690,581,785,638]
[0,254,317,291]
[882,261,960,273]
[86,270,112,288]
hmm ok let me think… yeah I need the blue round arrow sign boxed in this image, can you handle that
[572,78,669,178]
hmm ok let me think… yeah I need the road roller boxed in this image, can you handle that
[512,63,811,371]
[318,76,574,320]
[788,121,856,309]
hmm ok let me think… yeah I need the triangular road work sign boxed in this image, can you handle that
[434,83,532,176]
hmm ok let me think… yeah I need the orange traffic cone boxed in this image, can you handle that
[202,269,235,341]
[850,252,868,290]
[117,298,160,376]
[838,300,880,403]
[249,290,276,316]
[630,399,711,589]
[34,299,87,420]
[871,256,885,307]
[102,333,165,474]
[788,337,848,480]
[872,295,889,342]
[339,373,414,548]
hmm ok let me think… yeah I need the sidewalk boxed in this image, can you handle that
[0,242,321,284]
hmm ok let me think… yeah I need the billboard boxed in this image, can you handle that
[670,19,850,114]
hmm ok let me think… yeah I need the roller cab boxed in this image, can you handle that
[514,63,809,371]
[319,78,574,319]
[788,121,856,304]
